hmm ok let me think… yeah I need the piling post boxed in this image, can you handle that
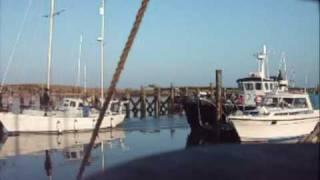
[154,87,160,118]
[168,84,175,115]
[125,90,131,119]
[215,69,222,137]
[140,86,146,118]
[184,87,189,97]
[209,82,214,98]
[196,88,200,96]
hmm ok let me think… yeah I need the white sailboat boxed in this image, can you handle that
[0,0,126,134]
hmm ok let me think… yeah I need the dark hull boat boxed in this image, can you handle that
[183,96,256,130]
[183,96,217,130]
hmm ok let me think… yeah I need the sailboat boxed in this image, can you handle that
[0,0,126,134]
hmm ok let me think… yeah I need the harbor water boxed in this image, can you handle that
[0,95,319,180]
[0,116,190,180]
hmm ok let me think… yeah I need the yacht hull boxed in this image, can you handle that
[229,111,320,142]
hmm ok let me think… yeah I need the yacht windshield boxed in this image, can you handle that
[293,98,307,108]
[263,97,308,108]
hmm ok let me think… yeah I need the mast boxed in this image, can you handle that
[257,45,267,79]
[77,34,83,87]
[47,0,55,90]
[84,63,87,95]
[97,0,105,99]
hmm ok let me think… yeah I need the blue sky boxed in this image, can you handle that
[0,0,319,88]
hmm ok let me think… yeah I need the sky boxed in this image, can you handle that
[0,0,319,88]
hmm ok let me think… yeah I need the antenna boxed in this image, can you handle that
[304,75,308,93]
[280,52,287,80]
[256,45,267,79]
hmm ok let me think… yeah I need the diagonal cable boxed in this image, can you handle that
[77,0,150,179]
[0,0,33,92]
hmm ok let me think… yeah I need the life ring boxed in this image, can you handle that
[255,96,263,104]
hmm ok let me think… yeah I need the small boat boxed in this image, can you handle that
[228,91,320,142]
[183,45,288,130]
[0,98,126,134]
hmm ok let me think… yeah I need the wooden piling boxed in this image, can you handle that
[196,88,200,96]
[140,86,146,118]
[168,84,175,115]
[215,70,222,136]
[154,87,160,118]
[184,87,189,97]
[125,90,131,118]
[209,82,214,98]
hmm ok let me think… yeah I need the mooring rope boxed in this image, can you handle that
[77,0,150,179]
[0,0,33,92]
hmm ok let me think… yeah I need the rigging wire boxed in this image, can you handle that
[0,0,34,92]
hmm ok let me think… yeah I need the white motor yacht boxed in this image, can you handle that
[228,91,319,142]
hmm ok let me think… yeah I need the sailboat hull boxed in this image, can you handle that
[0,112,125,134]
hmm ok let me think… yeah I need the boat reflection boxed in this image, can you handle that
[0,128,125,158]
[186,128,240,148]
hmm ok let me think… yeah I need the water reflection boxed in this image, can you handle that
[0,129,125,158]
[186,129,240,148]
[0,117,189,179]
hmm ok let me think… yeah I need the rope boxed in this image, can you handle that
[76,0,150,179]
[0,0,33,92]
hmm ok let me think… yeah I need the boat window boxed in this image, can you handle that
[110,102,120,112]
[71,152,77,158]
[293,98,307,108]
[79,103,83,108]
[274,83,278,89]
[275,112,289,116]
[270,83,273,90]
[70,101,76,107]
[255,83,262,90]
[263,97,279,107]
[238,83,244,90]
[244,83,254,90]
[264,83,269,90]
[281,98,294,108]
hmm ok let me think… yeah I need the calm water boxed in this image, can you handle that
[0,116,190,180]
[0,94,319,180]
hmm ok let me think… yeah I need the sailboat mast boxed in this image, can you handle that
[99,0,105,99]
[77,34,83,87]
[84,63,87,95]
[47,0,55,90]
